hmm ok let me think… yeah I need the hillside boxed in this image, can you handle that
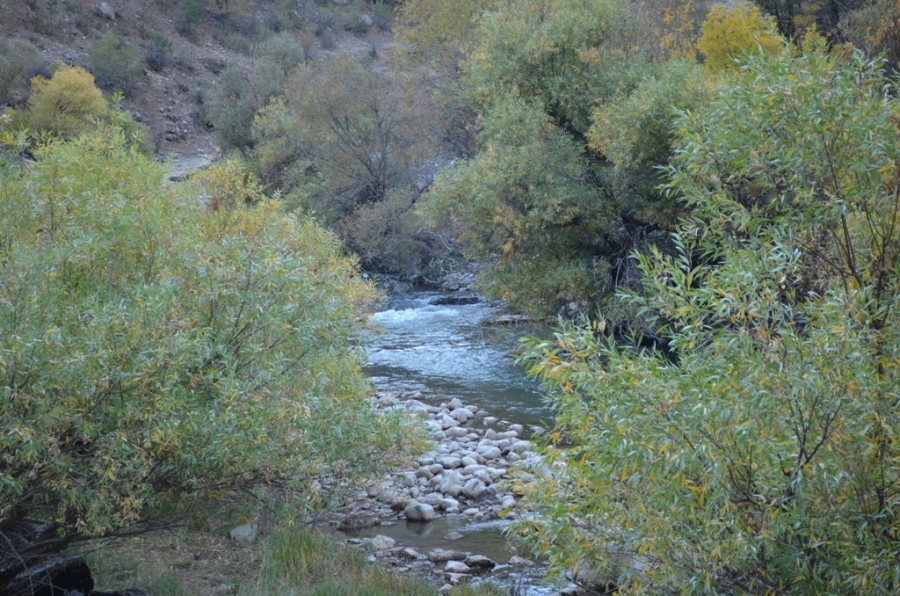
[0,0,396,169]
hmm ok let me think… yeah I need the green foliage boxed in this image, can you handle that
[696,2,785,72]
[0,130,421,587]
[422,0,708,317]
[211,32,304,155]
[588,59,711,225]
[249,55,438,277]
[840,0,900,70]
[26,65,109,138]
[145,30,174,71]
[463,0,637,133]
[87,32,145,94]
[513,47,900,593]
[176,0,203,36]
[424,97,612,315]
[0,38,43,105]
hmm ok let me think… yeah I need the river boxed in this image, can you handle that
[348,290,567,593]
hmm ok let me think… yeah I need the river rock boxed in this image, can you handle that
[405,502,436,521]
[445,560,470,574]
[446,426,468,438]
[415,467,434,480]
[476,445,502,460]
[400,547,424,560]
[438,470,465,497]
[370,535,396,550]
[437,455,462,469]
[464,555,496,570]
[460,455,479,467]
[448,397,463,410]
[428,549,467,562]
[462,478,486,499]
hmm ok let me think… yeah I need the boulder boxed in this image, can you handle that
[462,478,486,499]
[229,523,259,542]
[370,534,396,551]
[445,560,470,574]
[464,555,496,570]
[404,502,436,522]
[98,2,116,19]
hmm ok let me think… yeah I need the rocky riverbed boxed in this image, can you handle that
[327,391,587,595]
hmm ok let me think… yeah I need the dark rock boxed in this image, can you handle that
[429,294,480,306]
[338,514,381,531]
[464,555,496,570]
[7,556,94,596]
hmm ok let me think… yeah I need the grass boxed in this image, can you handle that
[87,525,507,596]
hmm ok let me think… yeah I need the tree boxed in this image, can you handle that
[0,129,422,592]
[423,96,615,315]
[696,3,785,72]
[513,46,900,593]
[423,0,707,317]
[26,65,108,138]
[250,54,438,277]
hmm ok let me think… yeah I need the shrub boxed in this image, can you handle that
[176,0,203,36]
[86,32,144,94]
[372,2,394,31]
[0,130,420,592]
[0,38,44,105]
[145,30,173,71]
[27,65,108,138]
[345,8,371,35]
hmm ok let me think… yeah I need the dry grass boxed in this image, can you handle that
[86,527,262,595]
[85,525,507,596]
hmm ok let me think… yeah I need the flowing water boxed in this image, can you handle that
[354,290,564,593]
[365,291,549,429]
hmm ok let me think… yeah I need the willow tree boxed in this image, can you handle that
[0,129,421,592]
[514,45,900,593]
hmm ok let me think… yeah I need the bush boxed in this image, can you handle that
[176,0,203,36]
[145,30,173,71]
[0,130,420,591]
[87,32,144,94]
[26,65,109,138]
[0,38,44,105]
